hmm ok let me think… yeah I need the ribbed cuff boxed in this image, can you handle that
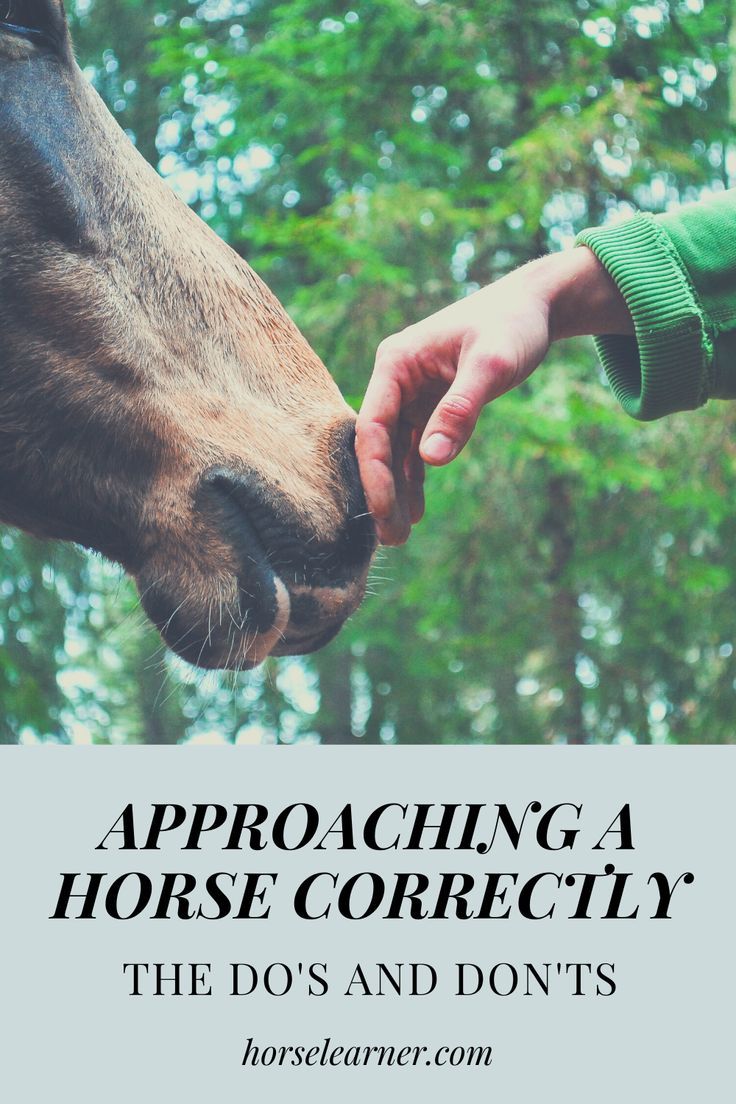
[576,214,713,421]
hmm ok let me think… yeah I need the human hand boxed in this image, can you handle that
[356,248,632,544]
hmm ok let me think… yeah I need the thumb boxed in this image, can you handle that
[419,351,514,465]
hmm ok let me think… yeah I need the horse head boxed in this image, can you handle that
[0,1,375,668]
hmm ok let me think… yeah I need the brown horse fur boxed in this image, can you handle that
[0,1,375,668]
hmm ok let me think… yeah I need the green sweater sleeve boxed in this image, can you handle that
[575,189,736,420]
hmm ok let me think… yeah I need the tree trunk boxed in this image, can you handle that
[317,651,356,745]
[543,474,586,744]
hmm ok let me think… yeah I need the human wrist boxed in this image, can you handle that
[531,248,634,342]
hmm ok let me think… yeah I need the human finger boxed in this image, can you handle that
[419,349,515,465]
[355,370,404,527]
[405,428,425,525]
[377,419,413,545]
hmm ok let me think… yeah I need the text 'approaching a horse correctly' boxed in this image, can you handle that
[0,1,376,669]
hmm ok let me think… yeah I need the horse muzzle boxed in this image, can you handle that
[138,442,376,669]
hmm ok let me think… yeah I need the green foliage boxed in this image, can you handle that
[3,0,736,743]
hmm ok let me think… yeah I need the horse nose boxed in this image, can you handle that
[197,469,283,625]
[138,437,375,668]
[324,419,377,571]
[199,429,375,591]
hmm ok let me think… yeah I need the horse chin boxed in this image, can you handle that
[202,577,293,670]
[269,622,344,657]
[139,574,292,671]
[183,576,368,669]
[269,578,367,658]
[139,568,370,670]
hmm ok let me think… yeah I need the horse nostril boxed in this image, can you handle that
[328,420,378,565]
[137,449,375,668]
[197,469,281,634]
[199,457,375,590]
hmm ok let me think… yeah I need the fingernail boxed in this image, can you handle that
[422,433,455,463]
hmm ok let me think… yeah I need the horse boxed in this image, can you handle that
[0,1,376,670]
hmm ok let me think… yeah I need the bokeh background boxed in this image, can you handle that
[3,0,736,744]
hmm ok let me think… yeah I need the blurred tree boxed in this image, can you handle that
[2,0,735,743]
